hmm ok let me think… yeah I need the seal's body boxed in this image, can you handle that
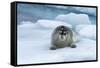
[50,25,76,50]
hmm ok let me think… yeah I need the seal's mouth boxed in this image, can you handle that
[59,35,67,41]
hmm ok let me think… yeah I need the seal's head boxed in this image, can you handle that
[59,26,68,35]
[56,25,72,40]
[50,25,76,50]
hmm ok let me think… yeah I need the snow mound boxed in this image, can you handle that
[72,31,81,43]
[73,7,96,16]
[18,21,37,28]
[36,19,72,29]
[55,13,91,26]
[17,20,96,64]
[77,25,96,40]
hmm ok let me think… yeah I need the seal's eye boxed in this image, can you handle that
[64,32,66,34]
[63,31,67,35]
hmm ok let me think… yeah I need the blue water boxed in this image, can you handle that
[17,3,96,24]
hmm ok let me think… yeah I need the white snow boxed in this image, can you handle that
[35,19,72,29]
[17,19,96,64]
[55,13,91,26]
[76,25,96,40]
[18,21,38,29]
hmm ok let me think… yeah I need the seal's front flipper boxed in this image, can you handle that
[70,44,76,48]
[50,46,56,50]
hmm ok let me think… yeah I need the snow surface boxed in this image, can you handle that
[55,13,91,27]
[17,17,96,64]
[76,25,96,40]
[18,21,37,28]
[36,19,72,29]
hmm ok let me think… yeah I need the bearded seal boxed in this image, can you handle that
[50,25,76,50]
